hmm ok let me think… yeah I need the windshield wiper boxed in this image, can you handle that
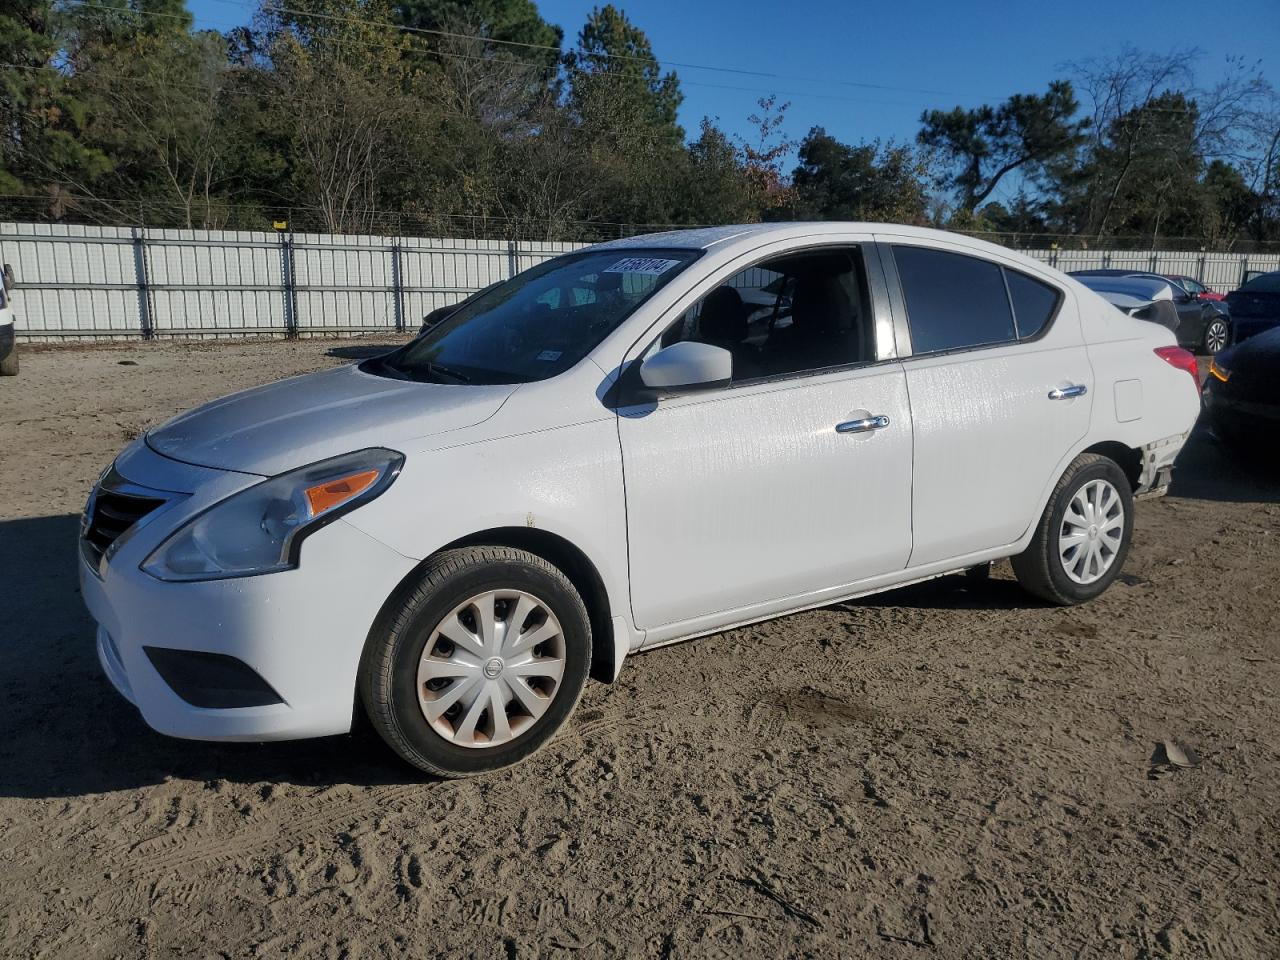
[361,353,408,380]
[423,361,472,384]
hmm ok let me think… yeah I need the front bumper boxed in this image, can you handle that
[80,442,417,742]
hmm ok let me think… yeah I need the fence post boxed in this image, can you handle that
[390,239,405,333]
[131,226,153,340]
[1149,251,1158,273]
[506,239,518,279]
[279,229,298,338]
[1198,253,1207,283]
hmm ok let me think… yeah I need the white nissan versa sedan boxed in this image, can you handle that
[80,224,1201,776]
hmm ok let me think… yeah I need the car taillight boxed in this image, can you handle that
[1154,346,1200,394]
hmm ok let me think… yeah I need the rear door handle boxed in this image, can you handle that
[1048,384,1088,400]
[835,415,890,434]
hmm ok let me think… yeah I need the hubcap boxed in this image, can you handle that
[1059,479,1125,585]
[416,590,566,749]
[1206,322,1227,354]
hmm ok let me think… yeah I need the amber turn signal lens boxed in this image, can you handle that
[304,469,380,516]
[1208,359,1230,383]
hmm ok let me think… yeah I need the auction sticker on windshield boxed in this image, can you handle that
[604,257,682,276]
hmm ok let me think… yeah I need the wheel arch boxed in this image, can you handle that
[1013,437,1145,556]
[1080,440,1142,491]
[363,526,621,686]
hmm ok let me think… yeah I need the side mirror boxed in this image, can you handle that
[2,264,13,293]
[639,341,732,394]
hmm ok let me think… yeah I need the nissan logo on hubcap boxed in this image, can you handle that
[483,657,504,679]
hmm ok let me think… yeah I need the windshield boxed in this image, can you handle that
[371,249,698,385]
[1241,273,1280,294]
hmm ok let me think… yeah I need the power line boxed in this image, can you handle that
[227,0,955,97]
[59,0,959,107]
[57,1,1219,118]
[54,2,947,112]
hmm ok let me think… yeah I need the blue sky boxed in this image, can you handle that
[187,0,1280,202]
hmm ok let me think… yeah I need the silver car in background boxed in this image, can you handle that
[1071,272,1231,355]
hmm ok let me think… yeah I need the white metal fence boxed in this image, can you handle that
[3,221,1277,341]
[1,222,584,341]
[1027,248,1280,289]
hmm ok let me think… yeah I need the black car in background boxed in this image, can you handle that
[1224,272,1280,343]
[1069,269,1232,354]
[1204,325,1280,455]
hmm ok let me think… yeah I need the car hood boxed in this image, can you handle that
[146,363,516,476]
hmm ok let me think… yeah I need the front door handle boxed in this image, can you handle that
[836,414,890,434]
[1048,384,1088,400]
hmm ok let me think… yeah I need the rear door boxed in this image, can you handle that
[881,239,1093,567]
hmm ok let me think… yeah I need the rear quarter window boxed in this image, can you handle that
[1006,270,1061,339]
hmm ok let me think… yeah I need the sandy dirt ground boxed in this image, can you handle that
[1,338,1278,959]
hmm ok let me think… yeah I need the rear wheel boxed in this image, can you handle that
[1201,318,1229,356]
[1011,453,1134,605]
[360,546,592,777]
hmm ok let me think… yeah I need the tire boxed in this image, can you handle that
[359,546,592,777]
[1201,317,1229,356]
[0,345,16,376]
[1011,453,1135,606]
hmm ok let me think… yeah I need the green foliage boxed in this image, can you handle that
[918,80,1089,213]
[566,4,682,137]
[394,0,562,69]
[787,127,927,224]
[0,0,111,204]
[3,1,1277,248]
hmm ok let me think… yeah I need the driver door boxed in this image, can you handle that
[616,243,914,633]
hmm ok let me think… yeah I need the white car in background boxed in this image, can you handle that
[80,223,1201,777]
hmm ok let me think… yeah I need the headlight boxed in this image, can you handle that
[142,448,403,582]
[1208,358,1231,383]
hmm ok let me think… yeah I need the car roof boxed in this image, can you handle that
[586,222,1059,277]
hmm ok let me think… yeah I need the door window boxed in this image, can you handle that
[647,247,873,382]
[893,246,1016,353]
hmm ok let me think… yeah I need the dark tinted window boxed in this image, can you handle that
[1006,270,1060,339]
[648,247,872,382]
[894,246,1015,353]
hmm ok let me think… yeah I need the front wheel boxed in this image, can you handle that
[1201,317,1229,356]
[359,546,592,777]
[1011,453,1135,605]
